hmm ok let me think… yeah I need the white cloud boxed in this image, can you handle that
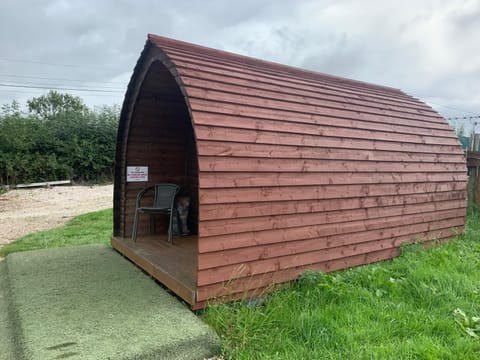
[0,0,478,118]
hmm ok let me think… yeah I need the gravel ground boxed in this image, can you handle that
[0,185,113,245]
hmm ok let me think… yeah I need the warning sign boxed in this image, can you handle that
[127,166,148,182]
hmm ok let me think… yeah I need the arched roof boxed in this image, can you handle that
[144,33,462,153]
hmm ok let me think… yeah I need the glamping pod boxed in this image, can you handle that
[112,34,467,309]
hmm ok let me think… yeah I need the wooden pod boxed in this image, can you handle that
[112,34,467,309]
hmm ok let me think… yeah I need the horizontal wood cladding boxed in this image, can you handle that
[198,228,456,292]
[198,199,466,237]
[197,225,462,286]
[198,218,463,271]
[173,61,434,119]
[185,86,448,132]
[189,100,455,143]
[161,47,431,109]
[197,157,465,173]
[198,182,466,204]
[198,209,465,254]
[192,111,455,140]
[199,191,466,221]
[190,112,459,147]
[177,69,436,119]
[199,172,467,188]
[195,240,455,301]
[196,141,465,163]
[195,126,462,154]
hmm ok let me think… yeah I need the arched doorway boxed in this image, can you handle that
[113,58,199,304]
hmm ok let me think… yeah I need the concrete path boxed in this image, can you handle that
[0,244,220,359]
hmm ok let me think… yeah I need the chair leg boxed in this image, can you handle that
[168,210,174,244]
[132,210,140,242]
[150,215,155,235]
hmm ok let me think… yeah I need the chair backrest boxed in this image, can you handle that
[153,183,180,209]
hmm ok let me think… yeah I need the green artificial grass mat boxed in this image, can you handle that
[0,261,20,360]
[1,244,219,360]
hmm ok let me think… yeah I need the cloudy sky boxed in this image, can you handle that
[0,0,479,128]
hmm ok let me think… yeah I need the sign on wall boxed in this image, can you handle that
[127,166,149,182]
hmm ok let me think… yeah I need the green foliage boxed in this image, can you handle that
[0,209,112,257]
[0,92,119,185]
[202,209,480,359]
[27,91,89,119]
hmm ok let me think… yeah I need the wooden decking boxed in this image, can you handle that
[111,235,197,305]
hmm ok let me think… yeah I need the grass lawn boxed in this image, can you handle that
[201,208,480,359]
[1,207,480,359]
[0,209,112,257]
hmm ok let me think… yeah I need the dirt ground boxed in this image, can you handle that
[0,185,113,245]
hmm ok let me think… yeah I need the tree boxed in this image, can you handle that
[27,91,89,120]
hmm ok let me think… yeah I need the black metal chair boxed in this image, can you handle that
[132,183,180,243]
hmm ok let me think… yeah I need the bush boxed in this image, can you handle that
[0,92,119,185]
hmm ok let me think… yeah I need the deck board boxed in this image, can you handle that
[111,235,197,305]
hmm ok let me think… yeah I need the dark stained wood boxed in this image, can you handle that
[179,74,441,121]
[199,172,467,188]
[467,151,480,204]
[194,125,462,154]
[186,88,452,132]
[197,212,465,254]
[111,235,197,305]
[467,151,480,167]
[196,141,465,163]
[189,100,457,144]
[198,156,465,173]
[199,191,467,220]
[197,226,462,285]
[198,182,466,204]
[113,34,468,309]
[162,48,442,114]
[198,200,466,237]
[191,110,456,139]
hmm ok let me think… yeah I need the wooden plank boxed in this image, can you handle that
[165,46,408,95]
[199,191,467,220]
[198,156,465,173]
[14,180,72,188]
[188,98,456,143]
[195,232,461,301]
[111,236,197,305]
[196,141,465,163]
[175,61,439,120]
[195,125,462,154]
[198,182,466,204]
[192,111,455,140]
[197,219,463,271]
[197,226,461,285]
[197,219,463,275]
[163,48,436,112]
[191,111,458,145]
[199,172,467,188]
[184,79,453,132]
[178,69,438,119]
[198,199,466,237]
[466,151,480,167]
[197,209,465,253]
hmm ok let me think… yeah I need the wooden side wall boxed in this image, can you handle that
[148,35,467,305]
[121,60,198,238]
